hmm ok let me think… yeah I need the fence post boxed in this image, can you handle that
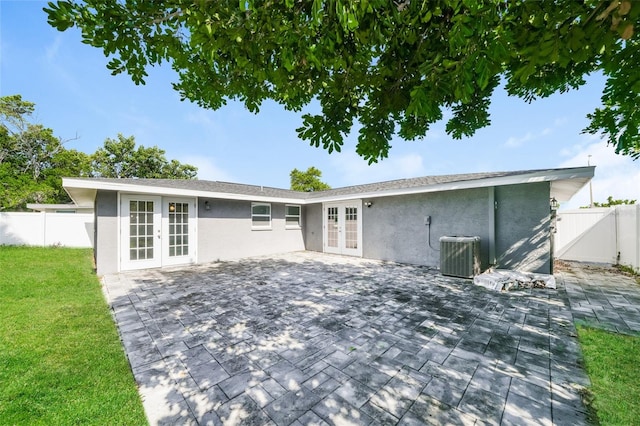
[636,204,640,273]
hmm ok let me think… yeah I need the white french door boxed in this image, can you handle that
[162,198,196,267]
[120,195,196,271]
[323,201,362,257]
[121,195,162,270]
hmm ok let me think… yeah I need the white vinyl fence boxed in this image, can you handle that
[555,205,640,272]
[0,212,94,248]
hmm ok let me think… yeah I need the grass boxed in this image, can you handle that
[0,246,147,425]
[614,263,640,284]
[577,326,640,425]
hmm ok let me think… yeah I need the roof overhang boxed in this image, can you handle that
[63,166,594,207]
[26,203,91,211]
[62,178,304,206]
[308,166,595,203]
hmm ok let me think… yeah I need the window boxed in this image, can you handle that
[285,205,301,228]
[251,203,271,229]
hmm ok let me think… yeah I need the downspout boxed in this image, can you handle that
[488,186,496,267]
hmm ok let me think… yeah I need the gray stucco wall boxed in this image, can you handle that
[95,190,119,275]
[303,203,323,252]
[197,198,305,263]
[360,183,551,274]
[495,182,551,273]
[362,187,491,269]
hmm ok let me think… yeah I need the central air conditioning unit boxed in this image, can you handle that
[439,236,481,278]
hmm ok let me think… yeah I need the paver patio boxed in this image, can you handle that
[101,252,628,426]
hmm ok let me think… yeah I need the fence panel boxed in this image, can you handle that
[0,212,94,248]
[617,205,640,271]
[556,205,640,272]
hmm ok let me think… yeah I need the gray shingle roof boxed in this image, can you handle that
[303,169,540,199]
[73,167,584,200]
[81,177,307,199]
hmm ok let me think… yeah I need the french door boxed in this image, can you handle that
[323,201,362,257]
[121,195,162,270]
[120,195,196,271]
[162,198,196,267]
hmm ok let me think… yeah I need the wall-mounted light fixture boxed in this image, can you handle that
[364,201,373,208]
[204,200,211,211]
[550,197,559,211]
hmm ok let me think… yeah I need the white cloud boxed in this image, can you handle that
[557,136,640,209]
[330,152,427,186]
[45,35,62,61]
[504,117,566,148]
[554,117,568,127]
[179,156,234,182]
[186,110,216,127]
[505,132,533,148]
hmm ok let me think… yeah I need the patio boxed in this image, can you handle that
[103,252,595,425]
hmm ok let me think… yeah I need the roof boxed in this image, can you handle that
[63,166,595,207]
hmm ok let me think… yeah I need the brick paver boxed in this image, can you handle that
[101,253,626,425]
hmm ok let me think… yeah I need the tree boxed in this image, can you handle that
[0,95,198,210]
[45,1,640,163]
[592,196,637,207]
[91,134,198,179]
[290,166,331,192]
[0,95,72,210]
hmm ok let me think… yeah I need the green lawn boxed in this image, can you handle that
[0,246,147,425]
[577,326,640,425]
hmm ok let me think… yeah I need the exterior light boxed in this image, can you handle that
[550,197,559,211]
[204,200,211,210]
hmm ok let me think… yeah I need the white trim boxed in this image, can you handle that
[251,202,272,230]
[63,167,594,207]
[120,195,162,271]
[323,200,363,257]
[285,204,302,229]
[162,197,197,267]
[310,168,594,203]
[63,178,303,205]
[117,191,121,273]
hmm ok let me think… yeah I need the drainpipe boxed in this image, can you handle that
[488,187,496,266]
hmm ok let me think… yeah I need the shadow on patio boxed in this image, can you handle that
[104,252,591,426]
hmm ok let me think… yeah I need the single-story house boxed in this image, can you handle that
[62,166,594,276]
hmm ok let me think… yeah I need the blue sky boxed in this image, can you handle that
[1,1,638,209]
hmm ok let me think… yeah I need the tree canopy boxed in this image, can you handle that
[0,95,197,210]
[92,134,198,179]
[45,1,640,162]
[290,166,331,191]
[586,195,637,207]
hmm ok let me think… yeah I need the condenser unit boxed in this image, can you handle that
[439,236,481,278]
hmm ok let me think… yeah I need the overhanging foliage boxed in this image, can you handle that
[44,1,640,162]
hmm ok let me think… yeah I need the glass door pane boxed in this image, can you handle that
[344,207,358,249]
[327,207,339,248]
[168,202,189,257]
[129,200,155,260]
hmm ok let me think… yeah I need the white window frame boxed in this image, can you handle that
[251,202,272,230]
[285,204,302,229]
